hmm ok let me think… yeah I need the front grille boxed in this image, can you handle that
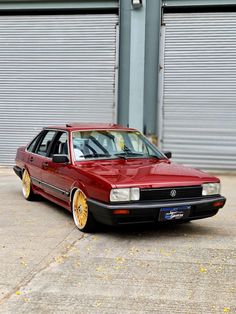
[140,186,202,201]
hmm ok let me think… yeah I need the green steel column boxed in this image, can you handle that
[118,0,131,127]
[128,0,146,131]
[143,0,161,135]
[118,0,160,133]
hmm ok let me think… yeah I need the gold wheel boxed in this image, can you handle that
[72,190,89,230]
[22,169,31,199]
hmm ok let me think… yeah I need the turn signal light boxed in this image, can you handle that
[113,209,130,215]
[213,201,225,207]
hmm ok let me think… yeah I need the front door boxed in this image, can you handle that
[41,131,73,204]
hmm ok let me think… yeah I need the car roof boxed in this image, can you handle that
[44,123,136,132]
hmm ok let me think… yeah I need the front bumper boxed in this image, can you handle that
[13,166,23,179]
[88,196,226,225]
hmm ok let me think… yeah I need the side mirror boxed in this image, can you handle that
[164,151,172,159]
[52,154,69,163]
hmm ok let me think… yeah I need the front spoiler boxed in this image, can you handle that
[88,196,226,225]
[13,166,23,179]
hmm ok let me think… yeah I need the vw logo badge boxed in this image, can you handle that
[170,189,177,198]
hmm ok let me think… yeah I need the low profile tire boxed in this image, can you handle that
[72,189,96,233]
[22,169,35,201]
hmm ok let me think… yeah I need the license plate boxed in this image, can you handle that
[159,205,191,221]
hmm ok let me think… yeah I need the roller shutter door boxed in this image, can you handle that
[162,12,236,170]
[0,14,118,165]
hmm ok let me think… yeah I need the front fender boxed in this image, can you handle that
[69,181,88,203]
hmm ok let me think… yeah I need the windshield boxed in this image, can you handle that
[72,130,165,161]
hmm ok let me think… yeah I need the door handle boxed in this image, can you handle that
[29,156,34,162]
[42,162,49,169]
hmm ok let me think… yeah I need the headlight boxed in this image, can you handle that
[202,183,221,196]
[110,188,140,202]
[130,187,140,201]
[110,188,130,202]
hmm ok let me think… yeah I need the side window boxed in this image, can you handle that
[50,132,69,157]
[35,131,56,157]
[27,132,43,153]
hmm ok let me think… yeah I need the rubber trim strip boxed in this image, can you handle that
[31,176,70,197]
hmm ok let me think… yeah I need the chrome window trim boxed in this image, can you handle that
[71,129,164,162]
[26,130,44,153]
[25,128,71,163]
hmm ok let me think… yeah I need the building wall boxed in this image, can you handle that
[0,0,119,164]
[1,0,236,169]
[159,0,236,170]
[118,0,236,170]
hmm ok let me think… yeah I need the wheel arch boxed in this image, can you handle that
[70,184,88,207]
[22,164,31,177]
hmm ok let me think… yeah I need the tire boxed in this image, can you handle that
[72,189,96,233]
[22,169,35,201]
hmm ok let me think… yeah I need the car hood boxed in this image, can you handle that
[75,159,218,189]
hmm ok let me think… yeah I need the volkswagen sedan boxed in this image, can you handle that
[14,123,226,232]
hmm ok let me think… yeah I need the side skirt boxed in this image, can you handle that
[33,188,71,212]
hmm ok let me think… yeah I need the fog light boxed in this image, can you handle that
[113,209,130,215]
[213,201,224,207]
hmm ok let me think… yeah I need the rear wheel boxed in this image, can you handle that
[22,169,35,201]
[72,189,96,233]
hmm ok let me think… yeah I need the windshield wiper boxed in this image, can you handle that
[113,153,127,160]
[114,153,163,160]
[149,155,161,159]
[114,152,145,159]
[84,153,111,159]
[126,152,145,157]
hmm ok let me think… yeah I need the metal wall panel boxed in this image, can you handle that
[161,12,236,170]
[0,0,119,11]
[163,0,236,7]
[0,14,118,165]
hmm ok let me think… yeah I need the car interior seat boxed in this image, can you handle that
[52,140,61,155]
[60,142,68,155]
[45,140,52,154]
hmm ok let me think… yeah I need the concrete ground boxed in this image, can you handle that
[0,168,235,314]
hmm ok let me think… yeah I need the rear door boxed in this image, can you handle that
[27,130,57,189]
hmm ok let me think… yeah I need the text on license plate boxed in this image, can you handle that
[159,205,191,221]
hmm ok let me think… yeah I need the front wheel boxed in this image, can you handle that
[72,189,96,233]
[22,169,35,201]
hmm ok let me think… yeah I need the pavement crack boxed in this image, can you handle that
[0,227,88,305]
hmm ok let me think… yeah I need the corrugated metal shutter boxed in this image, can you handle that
[0,14,118,165]
[161,12,236,170]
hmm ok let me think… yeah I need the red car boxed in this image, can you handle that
[14,123,226,232]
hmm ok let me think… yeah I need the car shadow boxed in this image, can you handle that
[23,194,222,239]
[95,220,221,239]
[33,196,72,219]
